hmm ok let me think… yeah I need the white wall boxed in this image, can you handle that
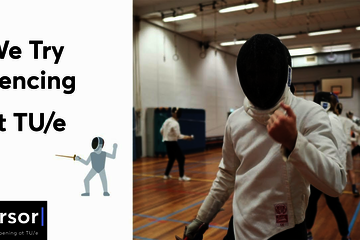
[137,21,244,156]
[292,63,360,117]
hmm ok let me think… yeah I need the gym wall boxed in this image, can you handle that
[292,63,360,118]
[135,20,244,156]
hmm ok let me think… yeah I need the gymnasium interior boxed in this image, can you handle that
[133,0,360,239]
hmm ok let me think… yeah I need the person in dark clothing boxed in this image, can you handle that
[160,107,194,181]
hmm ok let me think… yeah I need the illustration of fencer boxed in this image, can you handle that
[75,137,118,196]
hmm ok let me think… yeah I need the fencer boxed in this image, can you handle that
[75,137,118,196]
[305,92,350,240]
[338,109,360,197]
[183,34,346,240]
[161,107,193,181]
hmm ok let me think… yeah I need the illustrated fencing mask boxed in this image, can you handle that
[92,137,105,151]
[237,34,292,110]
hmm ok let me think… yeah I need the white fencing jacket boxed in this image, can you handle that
[339,115,360,145]
[327,112,347,169]
[160,117,185,142]
[196,90,347,240]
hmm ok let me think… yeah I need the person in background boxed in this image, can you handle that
[338,108,360,197]
[305,92,350,240]
[348,112,360,158]
[160,107,194,181]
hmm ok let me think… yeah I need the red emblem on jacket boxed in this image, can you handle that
[274,203,289,227]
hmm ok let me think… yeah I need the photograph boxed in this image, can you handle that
[133,0,360,239]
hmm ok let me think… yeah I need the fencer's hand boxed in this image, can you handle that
[185,219,206,239]
[267,102,298,152]
[186,135,194,141]
[113,143,118,149]
[75,156,81,161]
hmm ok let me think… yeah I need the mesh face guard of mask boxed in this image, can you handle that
[237,34,292,110]
[92,137,104,151]
[313,91,339,112]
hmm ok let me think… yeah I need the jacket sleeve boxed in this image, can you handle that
[350,120,360,134]
[174,122,185,139]
[196,119,239,223]
[283,106,347,197]
[334,122,348,172]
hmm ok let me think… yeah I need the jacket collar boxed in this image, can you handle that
[244,86,293,126]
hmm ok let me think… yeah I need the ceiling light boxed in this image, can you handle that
[219,3,259,13]
[322,44,352,53]
[277,35,296,40]
[163,13,196,22]
[273,0,300,4]
[289,47,316,56]
[356,26,360,31]
[308,29,342,36]
[220,40,247,46]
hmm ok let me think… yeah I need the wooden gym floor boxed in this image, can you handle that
[133,148,360,240]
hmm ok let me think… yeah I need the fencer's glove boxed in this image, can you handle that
[75,156,81,161]
[113,143,118,149]
[185,219,208,239]
[183,194,224,239]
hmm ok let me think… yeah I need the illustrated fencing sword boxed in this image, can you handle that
[55,154,76,161]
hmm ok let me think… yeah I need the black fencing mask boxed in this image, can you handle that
[237,34,292,109]
[313,91,339,112]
